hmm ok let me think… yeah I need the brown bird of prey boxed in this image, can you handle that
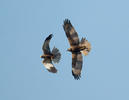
[63,19,91,80]
[40,34,61,73]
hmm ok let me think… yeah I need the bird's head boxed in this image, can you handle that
[40,55,44,58]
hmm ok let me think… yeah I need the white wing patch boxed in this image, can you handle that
[43,59,57,73]
[43,62,54,70]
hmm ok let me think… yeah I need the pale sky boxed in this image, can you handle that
[0,0,129,100]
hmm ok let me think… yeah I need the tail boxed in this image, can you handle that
[79,37,91,56]
[52,47,61,63]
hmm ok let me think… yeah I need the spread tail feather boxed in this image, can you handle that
[52,47,61,63]
[80,37,91,56]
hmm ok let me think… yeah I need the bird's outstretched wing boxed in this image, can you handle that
[72,52,83,80]
[43,58,57,73]
[42,34,53,54]
[63,19,79,47]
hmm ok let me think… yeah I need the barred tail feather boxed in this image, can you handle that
[52,47,61,63]
[80,37,91,56]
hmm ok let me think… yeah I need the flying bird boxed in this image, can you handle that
[40,34,61,73]
[63,19,91,80]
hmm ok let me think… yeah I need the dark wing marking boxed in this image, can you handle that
[43,58,57,73]
[72,52,83,80]
[42,34,53,54]
[63,19,79,47]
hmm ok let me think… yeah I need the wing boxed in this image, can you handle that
[72,52,83,80]
[63,19,79,47]
[42,34,53,54]
[43,58,57,73]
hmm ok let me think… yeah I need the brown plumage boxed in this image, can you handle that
[63,19,91,79]
[40,34,61,73]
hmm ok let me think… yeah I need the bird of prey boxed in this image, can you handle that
[63,19,91,80]
[40,34,61,73]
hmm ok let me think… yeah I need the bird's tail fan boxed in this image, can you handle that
[80,37,91,56]
[52,47,61,63]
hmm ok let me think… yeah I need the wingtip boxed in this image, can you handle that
[46,34,53,40]
[72,71,81,80]
[63,19,72,31]
[49,34,53,38]
[47,67,57,73]
[64,19,71,25]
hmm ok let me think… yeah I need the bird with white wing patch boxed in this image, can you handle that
[40,34,61,73]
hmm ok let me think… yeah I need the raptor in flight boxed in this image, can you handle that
[63,19,91,79]
[40,34,61,73]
